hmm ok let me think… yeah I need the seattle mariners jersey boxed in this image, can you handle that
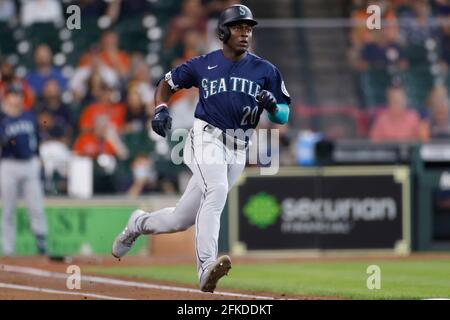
[0,111,39,159]
[166,49,291,133]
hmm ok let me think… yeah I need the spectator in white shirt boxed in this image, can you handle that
[69,47,120,104]
[21,0,63,27]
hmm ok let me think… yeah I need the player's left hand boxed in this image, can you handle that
[256,90,277,114]
[151,105,172,138]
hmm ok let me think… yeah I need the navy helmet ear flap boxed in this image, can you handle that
[218,24,230,43]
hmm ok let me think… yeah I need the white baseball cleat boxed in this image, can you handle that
[199,255,232,293]
[112,209,146,259]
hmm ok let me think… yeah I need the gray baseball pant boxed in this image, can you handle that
[1,157,48,255]
[132,119,246,280]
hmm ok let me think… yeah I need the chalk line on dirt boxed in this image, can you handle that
[1,264,281,300]
[0,282,130,300]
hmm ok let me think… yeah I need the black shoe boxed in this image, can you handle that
[36,235,47,256]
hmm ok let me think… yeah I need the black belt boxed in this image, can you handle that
[203,124,249,150]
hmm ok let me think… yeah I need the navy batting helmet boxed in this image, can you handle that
[217,5,257,43]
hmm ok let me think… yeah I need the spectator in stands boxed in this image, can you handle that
[21,0,63,27]
[202,0,240,19]
[36,80,73,194]
[126,154,157,197]
[0,59,35,110]
[69,47,120,105]
[350,0,399,48]
[73,115,124,158]
[123,87,150,135]
[72,0,107,17]
[115,0,152,21]
[79,30,131,79]
[426,84,450,138]
[164,0,207,51]
[77,82,128,161]
[0,0,16,22]
[35,79,73,145]
[370,85,428,142]
[398,0,438,46]
[122,87,157,197]
[38,123,71,194]
[358,27,407,70]
[433,0,450,67]
[26,44,67,98]
[128,57,155,111]
[349,0,400,70]
[181,29,206,60]
[78,82,126,135]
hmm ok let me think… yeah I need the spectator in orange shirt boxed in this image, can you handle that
[370,85,428,142]
[79,30,130,79]
[349,0,400,70]
[73,115,118,158]
[78,83,126,133]
[350,0,399,48]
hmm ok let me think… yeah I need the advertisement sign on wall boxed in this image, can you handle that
[1,206,147,256]
[229,167,410,253]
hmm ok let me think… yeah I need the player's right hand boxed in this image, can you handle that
[151,105,172,138]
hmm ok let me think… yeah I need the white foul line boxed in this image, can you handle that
[1,264,281,300]
[0,282,130,300]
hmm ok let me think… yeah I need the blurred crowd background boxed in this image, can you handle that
[0,0,449,196]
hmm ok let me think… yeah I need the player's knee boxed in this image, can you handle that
[205,182,228,200]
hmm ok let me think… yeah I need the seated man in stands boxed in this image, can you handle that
[370,84,428,142]
[349,0,399,70]
[26,44,67,98]
[79,30,130,79]
[398,0,438,46]
[76,82,128,160]
[78,82,126,136]
[73,115,128,194]
[35,79,73,145]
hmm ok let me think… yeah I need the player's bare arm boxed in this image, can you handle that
[154,76,175,106]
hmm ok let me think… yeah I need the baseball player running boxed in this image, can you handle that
[0,84,48,256]
[112,5,290,292]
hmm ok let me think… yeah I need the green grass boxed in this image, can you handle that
[87,259,450,299]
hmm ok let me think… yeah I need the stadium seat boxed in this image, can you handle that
[24,23,61,53]
[404,43,429,66]
[359,68,392,107]
[402,65,434,111]
[68,16,102,65]
[114,17,148,53]
[122,131,155,160]
[0,22,17,55]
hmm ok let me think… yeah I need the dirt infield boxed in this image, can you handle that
[0,256,309,300]
[1,254,448,300]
